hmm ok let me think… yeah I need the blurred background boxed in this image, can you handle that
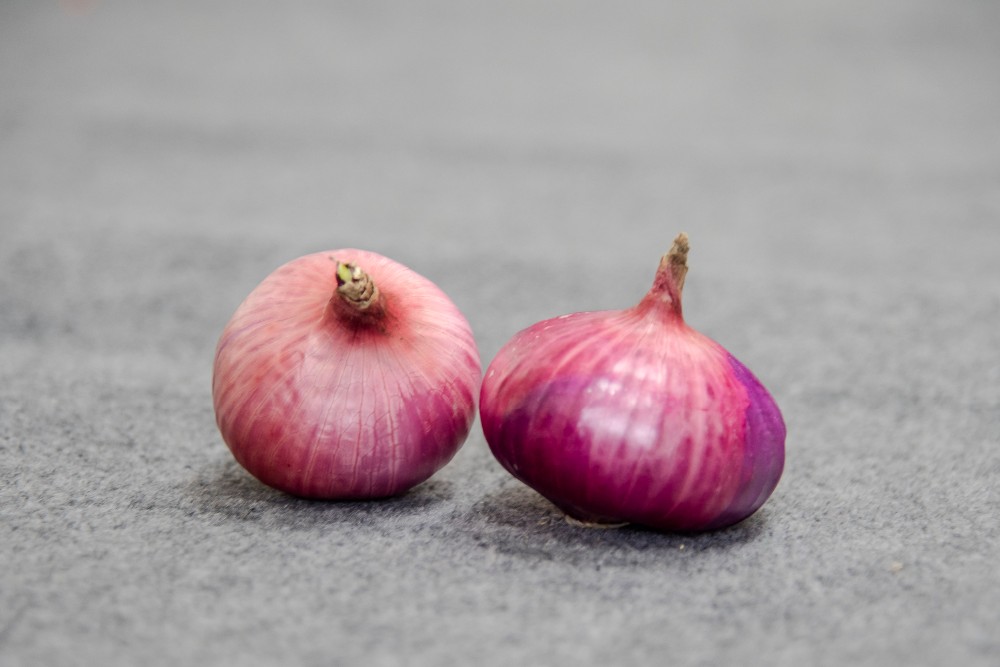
[3,1,998,355]
[2,1,998,665]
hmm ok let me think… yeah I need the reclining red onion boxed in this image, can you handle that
[479,234,785,532]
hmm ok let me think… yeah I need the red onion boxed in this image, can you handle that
[480,234,785,532]
[212,249,481,499]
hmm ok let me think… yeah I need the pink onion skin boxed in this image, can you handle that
[479,236,785,532]
[212,249,481,500]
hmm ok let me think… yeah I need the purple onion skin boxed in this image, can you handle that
[479,237,785,532]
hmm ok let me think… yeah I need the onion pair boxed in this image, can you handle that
[212,236,785,532]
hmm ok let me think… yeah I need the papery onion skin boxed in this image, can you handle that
[212,249,481,500]
[479,235,785,532]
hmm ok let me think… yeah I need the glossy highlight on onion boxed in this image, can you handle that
[479,234,785,532]
[212,249,481,499]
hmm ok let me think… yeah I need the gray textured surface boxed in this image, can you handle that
[2,1,999,665]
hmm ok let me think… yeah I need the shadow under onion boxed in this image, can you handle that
[469,483,770,565]
[184,457,454,530]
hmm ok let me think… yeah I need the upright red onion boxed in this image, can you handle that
[480,234,785,532]
[212,249,481,499]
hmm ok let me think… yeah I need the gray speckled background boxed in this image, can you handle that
[2,1,999,665]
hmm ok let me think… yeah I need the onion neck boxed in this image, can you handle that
[328,260,388,325]
[639,232,688,321]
